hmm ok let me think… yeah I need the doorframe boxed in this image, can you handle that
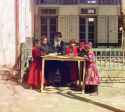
[40,15,58,42]
[36,7,58,41]
[79,16,97,47]
[47,17,50,41]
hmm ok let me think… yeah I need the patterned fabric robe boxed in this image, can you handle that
[85,51,100,85]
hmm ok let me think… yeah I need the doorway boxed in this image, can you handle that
[79,17,97,46]
[41,16,58,42]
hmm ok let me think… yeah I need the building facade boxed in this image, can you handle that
[0,0,124,66]
[34,0,122,47]
[122,0,125,28]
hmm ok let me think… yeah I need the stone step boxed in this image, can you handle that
[101,77,125,83]
[0,68,19,82]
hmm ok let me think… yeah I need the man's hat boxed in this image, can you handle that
[55,32,62,38]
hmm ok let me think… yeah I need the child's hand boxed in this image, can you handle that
[84,55,88,60]
[84,55,87,58]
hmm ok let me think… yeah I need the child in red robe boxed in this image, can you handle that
[66,40,79,87]
[66,40,78,56]
[27,39,45,89]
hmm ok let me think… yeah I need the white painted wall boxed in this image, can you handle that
[19,0,33,43]
[0,0,16,65]
[0,0,33,66]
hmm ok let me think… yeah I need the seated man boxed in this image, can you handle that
[49,32,70,86]
[51,32,66,55]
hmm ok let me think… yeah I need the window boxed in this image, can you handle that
[81,8,96,14]
[98,0,121,5]
[80,0,121,5]
[80,0,97,4]
[88,19,95,43]
[60,0,77,4]
[88,0,97,3]
[35,0,78,4]
[79,17,96,46]
[35,0,58,4]
[41,16,58,42]
[35,0,121,5]
[40,9,57,15]
[118,16,123,46]
[79,17,86,42]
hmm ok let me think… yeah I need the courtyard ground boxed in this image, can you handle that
[0,80,125,112]
[0,66,125,112]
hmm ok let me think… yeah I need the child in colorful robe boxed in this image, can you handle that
[27,39,45,89]
[84,42,100,95]
[66,40,79,87]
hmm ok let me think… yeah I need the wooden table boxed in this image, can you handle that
[41,55,86,92]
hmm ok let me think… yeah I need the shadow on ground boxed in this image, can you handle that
[54,87,125,112]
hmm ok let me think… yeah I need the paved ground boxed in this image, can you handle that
[78,83,125,112]
[0,66,125,112]
[0,80,125,112]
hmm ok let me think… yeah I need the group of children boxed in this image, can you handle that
[26,32,100,95]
